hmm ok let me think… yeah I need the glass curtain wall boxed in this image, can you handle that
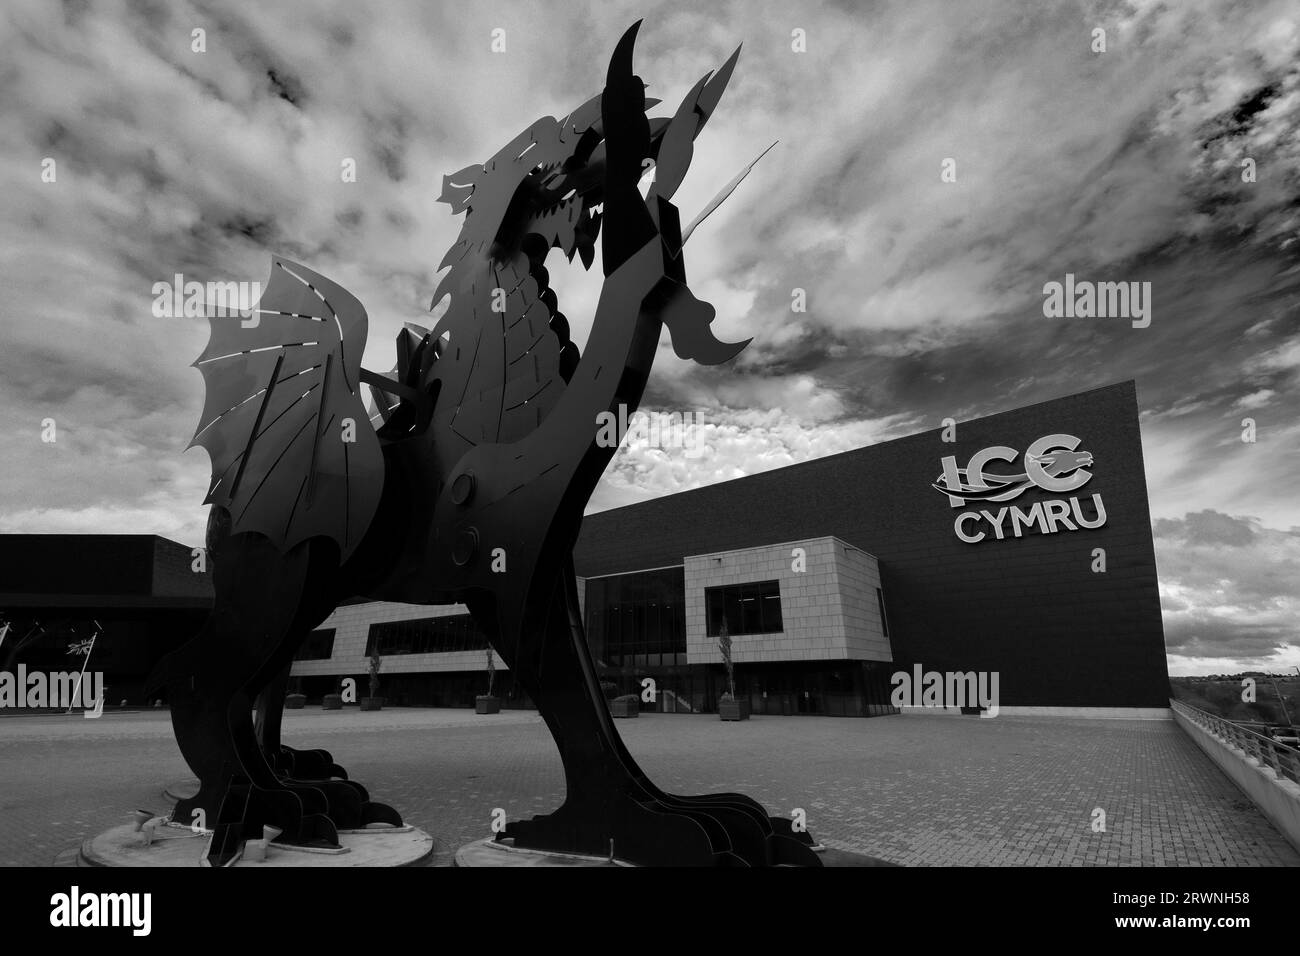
[584,567,686,668]
[364,614,489,656]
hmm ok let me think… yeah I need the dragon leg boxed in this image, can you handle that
[490,559,821,866]
[256,651,345,781]
[253,649,403,831]
[252,659,347,783]
[148,530,341,863]
[247,542,404,831]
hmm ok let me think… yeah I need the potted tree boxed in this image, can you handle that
[284,677,306,710]
[322,677,343,711]
[361,651,383,710]
[717,622,749,720]
[476,644,501,714]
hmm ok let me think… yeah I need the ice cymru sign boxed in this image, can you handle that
[932,434,1107,544]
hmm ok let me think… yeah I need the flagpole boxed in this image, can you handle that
[67,621,101,715]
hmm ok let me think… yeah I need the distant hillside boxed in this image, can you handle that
[1170,676,1299,726]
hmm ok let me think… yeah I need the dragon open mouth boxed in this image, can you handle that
[492,158,604,277]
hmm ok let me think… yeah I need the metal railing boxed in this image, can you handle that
[1171,699,1300,786]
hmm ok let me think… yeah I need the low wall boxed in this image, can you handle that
[1172,702,1300,855]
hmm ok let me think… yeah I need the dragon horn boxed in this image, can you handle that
[650,71,713,201]
[601,21,656,276]
[695,44,742,133]
[649,44,743,202]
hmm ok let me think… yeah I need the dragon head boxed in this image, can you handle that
[435,87,613,271]
[434,21,762,360]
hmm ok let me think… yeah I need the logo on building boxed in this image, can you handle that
[934,434,1107,543]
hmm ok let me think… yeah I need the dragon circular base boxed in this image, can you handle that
[455,837,635,867]
[79,821,434,868]
[456,837,897,867]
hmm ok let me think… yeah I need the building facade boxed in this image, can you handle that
[292,380,1170,716]
[0,535,213,709]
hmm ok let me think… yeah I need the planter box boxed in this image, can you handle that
[284,694,306,710]
[719,698,750,721]
[476,696,501,714]
[610,696,639,718]
[322,693,343,711]
[360,697,384,711]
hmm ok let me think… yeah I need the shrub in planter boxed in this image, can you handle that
[475,644,502,714]
[716,624,748,719]
[361,652,384,711]
[284,693,307,710]
[610,694,639,718]
[718,693,750,721]
[599,681,619,701]
[322,693,343,710]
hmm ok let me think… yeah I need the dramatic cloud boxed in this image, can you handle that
[1154,511,1300,674]
[592,404,917,511]
[1,0,1297,672]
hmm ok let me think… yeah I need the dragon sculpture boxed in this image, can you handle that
[152,21,822,867]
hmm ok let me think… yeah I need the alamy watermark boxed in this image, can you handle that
[595,405,709,458]
[0,666,103,710]
[1042,274,1151,328]
[891,664,1000,717]
[50,886,151,936]
[152,273,262,326]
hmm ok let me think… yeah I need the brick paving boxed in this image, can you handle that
[0,709,1295,866]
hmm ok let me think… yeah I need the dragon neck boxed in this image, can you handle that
[560,239,667,446]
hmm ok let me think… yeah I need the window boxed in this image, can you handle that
[584,567,686,668]
[294,628,336,661]
[365,614,489,656]
[705,580,783,636]
[876,587,890,639]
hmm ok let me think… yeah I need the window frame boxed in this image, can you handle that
[704,579,784,637]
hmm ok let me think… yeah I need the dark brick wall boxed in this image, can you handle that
[151,536,214,599]
[0,534,212,606]
[0,534,156,596]
[574,381,1170,707]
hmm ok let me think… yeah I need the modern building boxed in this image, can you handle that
[291,380,1171,717]
[0,534,213,707]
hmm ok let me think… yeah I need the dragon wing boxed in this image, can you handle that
[189,256,384,560]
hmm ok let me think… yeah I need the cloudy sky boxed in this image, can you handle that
[0,0,1296,676]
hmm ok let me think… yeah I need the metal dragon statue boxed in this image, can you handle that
[152,21,821,867]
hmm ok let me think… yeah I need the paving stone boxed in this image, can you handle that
[0,709,1295,867]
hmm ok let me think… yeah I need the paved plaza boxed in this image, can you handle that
[0,708,1295,866]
